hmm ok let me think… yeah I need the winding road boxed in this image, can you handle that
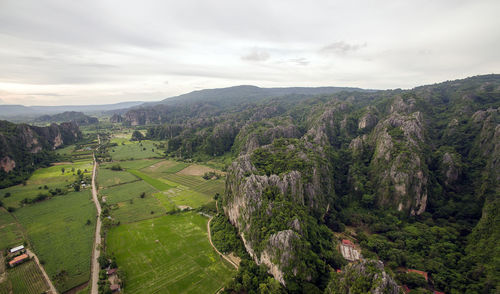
[206,201,239,270]
[90,136,102,294]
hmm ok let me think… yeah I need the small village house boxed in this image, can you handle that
[9,245,24,254]
[9,253,29,267]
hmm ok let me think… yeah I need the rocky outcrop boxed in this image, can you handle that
[325,260,400,294]
[224,132,334,285]
[368,98,429,215]
[0,120,81,174]
[358,107,378,130]
[440,151,462,188]
[0,156,15,173]
[110,114,123,123]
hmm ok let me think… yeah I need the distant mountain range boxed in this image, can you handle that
[0,101,144,121]
[0,85,374,122]
[145,85,373,107]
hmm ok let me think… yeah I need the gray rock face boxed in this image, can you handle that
[358,111,378,130]
[224,106,338,284]
[440,152,462,188]
[368,99,429,215]
[326,260,400,294]
[0,156,15,172]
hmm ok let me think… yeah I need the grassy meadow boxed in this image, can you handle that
[109,140,163,161]
[97,168,139,188]
[0,208,24,250]
[107,212,235,294]
[1,160,93,209]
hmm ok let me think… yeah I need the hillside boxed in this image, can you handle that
[113,85,372,126]
[0,120,82,188]
[34,111,99,125]
[0,101,143,121]
[138,75,499,293]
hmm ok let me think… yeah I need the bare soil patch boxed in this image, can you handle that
[177,165,225,176]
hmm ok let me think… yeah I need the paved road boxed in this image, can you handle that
[27,249,58,294]
[90,136,102,294]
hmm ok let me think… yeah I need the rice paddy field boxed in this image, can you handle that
[107,212,235,294]
[14,190,96,292]
[0,260,50,294]
[101,158,163,170]
[0,130,233,294]
[97,168,139,188]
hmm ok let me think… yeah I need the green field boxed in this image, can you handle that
[1,161,92,209]
[107,212,235,294]
[30,161,93,180]
[6,260,50,294]
[190,179,225,196]
[101,159,163,170]
[164,187,212,208]
[128,169,175,191]
[140,160,188,174]
[0,208,24,250]
[97,168,139,188]
[110,140,162,161]
[100,181,157,205]
[112,196,168,224]
[153,192,177,211]
[14,191,96,292]
[162,174,206,188]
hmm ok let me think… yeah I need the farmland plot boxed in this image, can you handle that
[8,260,50,294]
[14,191,96,292]
[107,212,234,294]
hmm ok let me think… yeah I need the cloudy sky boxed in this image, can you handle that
[0,0,499,105]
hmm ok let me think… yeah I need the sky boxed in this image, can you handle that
[0,0,499,106]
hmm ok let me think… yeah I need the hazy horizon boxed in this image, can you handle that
[1,0,499,106]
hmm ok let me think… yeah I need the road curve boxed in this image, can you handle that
[207,216,239,270]
[90,137,102,294]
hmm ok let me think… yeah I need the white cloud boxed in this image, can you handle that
[241,48,270,62]
[0,0,498,105]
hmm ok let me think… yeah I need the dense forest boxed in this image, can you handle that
[121,75,499,293]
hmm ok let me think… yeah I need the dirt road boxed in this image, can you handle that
[90,136,102,294]
[207,216,239,270]
[26,249,58,294]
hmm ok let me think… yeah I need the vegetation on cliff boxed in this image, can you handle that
[0,120,82,188]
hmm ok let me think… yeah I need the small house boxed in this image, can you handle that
[9,253,29,267]
[9,245,24,254]
[107,268,118,275]
[342,239,354,247]
[339,239,361,261]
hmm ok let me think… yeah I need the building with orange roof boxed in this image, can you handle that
[9,254,29,267]
[342,239,354,246]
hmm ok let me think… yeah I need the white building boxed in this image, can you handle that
[10,245,24,253]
